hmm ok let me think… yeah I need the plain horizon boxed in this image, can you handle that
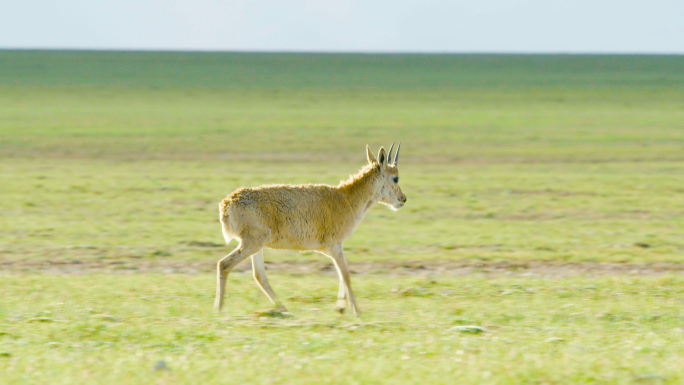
[3,49,683,56]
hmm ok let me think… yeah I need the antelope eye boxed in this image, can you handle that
[393,177,399,183]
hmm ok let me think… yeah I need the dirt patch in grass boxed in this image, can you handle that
[2,257,684,277]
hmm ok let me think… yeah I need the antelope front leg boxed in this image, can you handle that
[325,244,360,316]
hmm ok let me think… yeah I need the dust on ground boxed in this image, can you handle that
[2,257,684,277]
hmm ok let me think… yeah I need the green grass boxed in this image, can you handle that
[1,273,684,384]
[1,61,683,263]
[3,158,684,264]
[3,51,683,89]
[2,87,684,161]
[2,51,684,383]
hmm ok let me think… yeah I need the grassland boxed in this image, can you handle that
[1,51,684,383]
[2,274,684,384]
[3,51,683,89]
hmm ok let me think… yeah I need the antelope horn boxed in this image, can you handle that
[387,142,395,165]
[393,142,401,165]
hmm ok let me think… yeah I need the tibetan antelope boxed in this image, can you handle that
[215,144,407,315]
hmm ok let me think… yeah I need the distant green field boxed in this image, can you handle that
[3,50,683,89]
[2,51,683,162]
[3,158,684,265]
[2,87,684,162]
[1,51,684,265]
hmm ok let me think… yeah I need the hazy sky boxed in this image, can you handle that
[2,0,683,53]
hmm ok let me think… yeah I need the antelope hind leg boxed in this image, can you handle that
[336,279,347,313]
[215,243,260,312]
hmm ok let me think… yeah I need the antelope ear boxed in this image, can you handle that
[377,147,386,165]
[366,145,377,164]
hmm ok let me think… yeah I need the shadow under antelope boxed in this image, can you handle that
[215,144,407,315]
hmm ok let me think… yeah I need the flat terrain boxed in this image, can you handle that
[2,274,684,384]
[1,51,684,383]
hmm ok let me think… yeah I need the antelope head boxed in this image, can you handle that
[366,142,407,211]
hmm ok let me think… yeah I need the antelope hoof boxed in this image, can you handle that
[336,298,347,312]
